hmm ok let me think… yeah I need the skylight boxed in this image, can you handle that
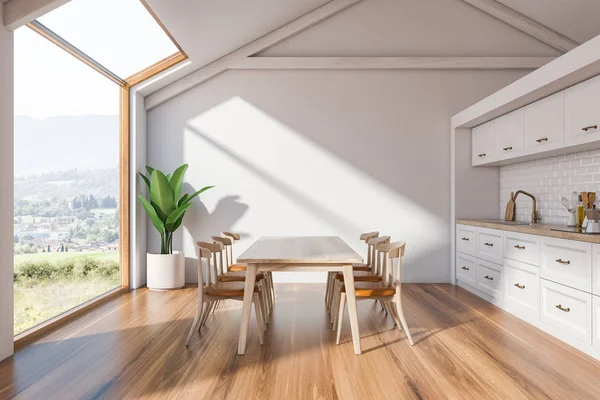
[37,0,179,78]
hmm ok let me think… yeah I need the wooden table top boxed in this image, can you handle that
[237,236,363,264]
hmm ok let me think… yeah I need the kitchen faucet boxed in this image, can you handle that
[514,190,540,224]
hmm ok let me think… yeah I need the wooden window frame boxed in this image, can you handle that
[14,4,186,348]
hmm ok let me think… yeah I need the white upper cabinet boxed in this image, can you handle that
[472,121,495,166]
[494,109,524,161]
[524,92,564,155]
[565,75,600,146]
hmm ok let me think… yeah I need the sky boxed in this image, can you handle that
[14,0,178,119]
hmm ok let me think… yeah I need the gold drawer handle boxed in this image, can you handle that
[536,137,548,143]
[484,242,494,247]
[461,266,470,271]
[478,153,486,158]
[555,259,570,265]
[582,125,598,132]
[556,304,570,312]
[514,245,526,250]
[484,275,493,280]
[503,146,513,151]
[514,283,525,289]
[461,237,469,241]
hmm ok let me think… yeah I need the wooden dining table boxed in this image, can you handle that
[236,236,364,355]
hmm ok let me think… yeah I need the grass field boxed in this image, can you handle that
[14,251,120,335]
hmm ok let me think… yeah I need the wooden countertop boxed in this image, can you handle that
[456,219,600,244]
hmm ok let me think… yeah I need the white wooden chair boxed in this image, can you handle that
[329,236,390,329]
[185,242,265,347]
[335,241,414,346]
[325,231,379,307]
[222,231,276,305]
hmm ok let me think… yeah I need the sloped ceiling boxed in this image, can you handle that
[497,0,600,44]
[143,0,329,68]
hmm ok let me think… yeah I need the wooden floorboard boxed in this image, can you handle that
[1,283,600,399]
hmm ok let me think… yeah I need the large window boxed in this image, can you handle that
[13,0,185,337]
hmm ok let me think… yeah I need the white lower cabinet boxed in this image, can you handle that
[540,237,592,293]
[476,258,503,299]
[593,244,600,296]
[504,258,539,320]
[594,296,600,348]
[456,252,477,287]
[504,231,540,266]
[540,278,592,344]
[477,227,504,265]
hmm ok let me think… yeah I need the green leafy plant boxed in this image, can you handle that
[138,164,213,254]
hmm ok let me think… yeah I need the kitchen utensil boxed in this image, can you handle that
[504,192,515,221]
[581,191,589,208]
[588,192,596,207]
[584,207,600,233]
[560,197,572,212]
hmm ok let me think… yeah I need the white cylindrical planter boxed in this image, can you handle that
[147,251,185,290]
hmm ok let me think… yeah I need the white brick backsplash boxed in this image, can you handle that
[500,152,600,225]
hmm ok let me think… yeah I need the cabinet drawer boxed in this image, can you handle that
[476,259,503,299]
[504,231,539,266]
[540,279,592,344]
[564,75,600,146]
[495,109,524,161]
[540,237,592,293]
[593,244,600,296]
[504,258,539,318]
[594,296,600,348]
[523,92,564,155]
[477,227,503,265]
[456,224,477,256]
[456,252,477,287]
[472,121,495,166]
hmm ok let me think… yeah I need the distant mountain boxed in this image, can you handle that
[14,115,119,178]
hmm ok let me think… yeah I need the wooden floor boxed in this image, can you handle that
[1,283,600,400]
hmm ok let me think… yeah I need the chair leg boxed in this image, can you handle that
[394,296,414,346]
[325,272,333,306]
[212,300,220,314]
[268,272,275,304]
[200,301,213,328]
[387,301,400,327]
[258,290,268,331]
[327,273,337,310]
[336,293,346,345]
[330,280,341,325]
[253,293,265,345]
[186,301,204,347]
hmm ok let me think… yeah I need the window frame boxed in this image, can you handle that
[13,1,186,349]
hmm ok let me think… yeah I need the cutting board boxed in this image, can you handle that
[504,192,515,221]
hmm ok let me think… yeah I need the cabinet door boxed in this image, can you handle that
[476,258,503,299]
[594,296,600,348]
[524,92,564,155]
[593,244,600,296]
[565,75,600,146]
[456,224,477,256]
[472,121,495,166]
[504,258,540,319]
[540,237,592,293]
[504,231,540,266]
[495,109,524,161]
[456,252,477,287]
[477,227,504,265]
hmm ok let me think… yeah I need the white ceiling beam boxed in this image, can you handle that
[231,56,556,70]
[461,0,579,53]
[145,0,364,110]
[4,0,70,30]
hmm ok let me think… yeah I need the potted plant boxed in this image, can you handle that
[139,164,213,290]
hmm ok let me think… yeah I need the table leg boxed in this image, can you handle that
[238,263,257,355]
[342,265,361,354]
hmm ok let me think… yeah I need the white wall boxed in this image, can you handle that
[143,0,554,284]
[500,150,600,224]
[147,69,529,283]
[0,5,14,361]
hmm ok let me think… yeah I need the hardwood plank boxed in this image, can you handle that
[1,284,600,399]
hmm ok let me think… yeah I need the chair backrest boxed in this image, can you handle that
[359,231,379,266]
[221,232,240,266]
[367,236,390,275]
[196,241,224,284]
[376,241,407,292]
[212,236,232,268]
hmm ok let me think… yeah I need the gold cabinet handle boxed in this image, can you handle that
[461,266,470,271]
[555,258,570,265]
[514,245,526,250]
[461,237,469,241]
[582,125,598,132]
[503,146,513,151]
[484,242,494,247]
[484,275,493,280]
[536,137,548,143]
[478,153,486,158]
[556,304,570,312]
[514,283,525,289]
